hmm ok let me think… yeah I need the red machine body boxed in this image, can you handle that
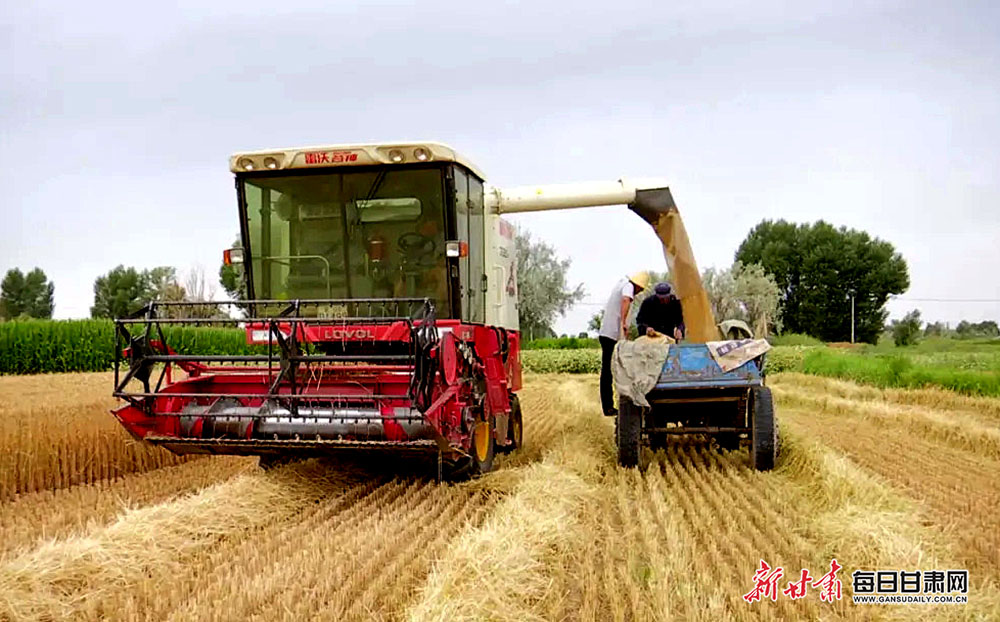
[114,143,529,475]
[113,300,522,475]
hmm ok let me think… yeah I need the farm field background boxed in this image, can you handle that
[6,319,1000,396]
[1,370,999,620]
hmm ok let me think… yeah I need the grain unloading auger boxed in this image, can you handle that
[111,141,730,477]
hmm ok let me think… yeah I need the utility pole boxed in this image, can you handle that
[850,293,855,344]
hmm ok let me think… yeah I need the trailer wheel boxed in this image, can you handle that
[751,386,777,471]
[470,414,495,475]
[617,396,642,468]
[498,394,523,454]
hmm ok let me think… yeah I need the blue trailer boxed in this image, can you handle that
[615,343,777,471]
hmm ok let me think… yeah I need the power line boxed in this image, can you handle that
[902,299,1000,303]
[572,297,1000,306]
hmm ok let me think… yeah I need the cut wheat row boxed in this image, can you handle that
[0,462,357,621]
[0,456,254,560]
[0,381,558,622]
[773,376,1000,589]
[411,375,1000,620]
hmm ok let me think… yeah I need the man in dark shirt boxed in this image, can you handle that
[636,282,685,341]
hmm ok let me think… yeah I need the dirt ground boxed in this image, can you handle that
[0,372,997,621]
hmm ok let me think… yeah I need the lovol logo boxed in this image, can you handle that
[323,328,376,340]
[305,151,358,165]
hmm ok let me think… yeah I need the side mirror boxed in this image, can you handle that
[223,248,244,265]
[445,240,469,258]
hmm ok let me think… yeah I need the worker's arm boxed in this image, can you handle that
[619,296,632,340]
[670,299,685,341]
[635,296,653,337]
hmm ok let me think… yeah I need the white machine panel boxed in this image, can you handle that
[484,213,519,331]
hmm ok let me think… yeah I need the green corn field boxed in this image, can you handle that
[0,320,258,375]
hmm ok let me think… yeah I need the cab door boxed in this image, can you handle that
[449,166,486,323]
[467,175,486,323]
[452,168,471,321]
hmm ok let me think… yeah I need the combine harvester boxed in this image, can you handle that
[112,141,777,477]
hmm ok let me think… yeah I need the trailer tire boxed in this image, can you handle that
[751,386,777,471]
[498,394,523,454]
[617,397,642,468]
[470,413,496,475]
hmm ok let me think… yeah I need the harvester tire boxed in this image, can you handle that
[617,397,641,468]
[498,394,523,454]
[470,414,496,476]
[751,386,777,471]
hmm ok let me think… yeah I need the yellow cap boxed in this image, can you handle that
[628,271,650,290]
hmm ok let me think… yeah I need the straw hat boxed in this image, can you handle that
[627,271,650,290]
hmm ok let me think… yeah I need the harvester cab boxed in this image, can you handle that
[112,140,753,479]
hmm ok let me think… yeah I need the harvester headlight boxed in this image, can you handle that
[238,158,255,171]
[263,157,279,170]
[388,149,405,163]
[413,147,430,161]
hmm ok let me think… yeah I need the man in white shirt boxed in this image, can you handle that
[598,271,650,416]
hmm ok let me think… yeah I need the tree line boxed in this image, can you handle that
[891,310,999,346]
[735,220,910,343]
[2,219,992,347]
[0,268,54,320]
[0,265,219,321]
[573,219,917,343]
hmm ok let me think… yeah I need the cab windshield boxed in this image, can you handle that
[239,167,450,316]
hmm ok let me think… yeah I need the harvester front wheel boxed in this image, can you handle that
[617,396,642,468]
[470,414,495,475]
[751,386,777,471]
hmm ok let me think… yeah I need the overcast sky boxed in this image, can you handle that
[3,0,998,334]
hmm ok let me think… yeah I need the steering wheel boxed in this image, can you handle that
[397,233,437,267]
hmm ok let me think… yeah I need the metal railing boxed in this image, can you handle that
[113,297,438,417]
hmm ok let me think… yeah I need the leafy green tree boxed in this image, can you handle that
[924,321,948,337]
[515,230,585,340]
[91,266,154,319]
[92,265,214,319]
[892,309,922,346]
[0,268,55,320]
[956,320,1000,339]
[147,267,180,300]
[736,220,909,343]
[702,262,782,337]
[588,311,603,333]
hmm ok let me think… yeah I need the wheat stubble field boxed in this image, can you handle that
[1,372,999,621]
